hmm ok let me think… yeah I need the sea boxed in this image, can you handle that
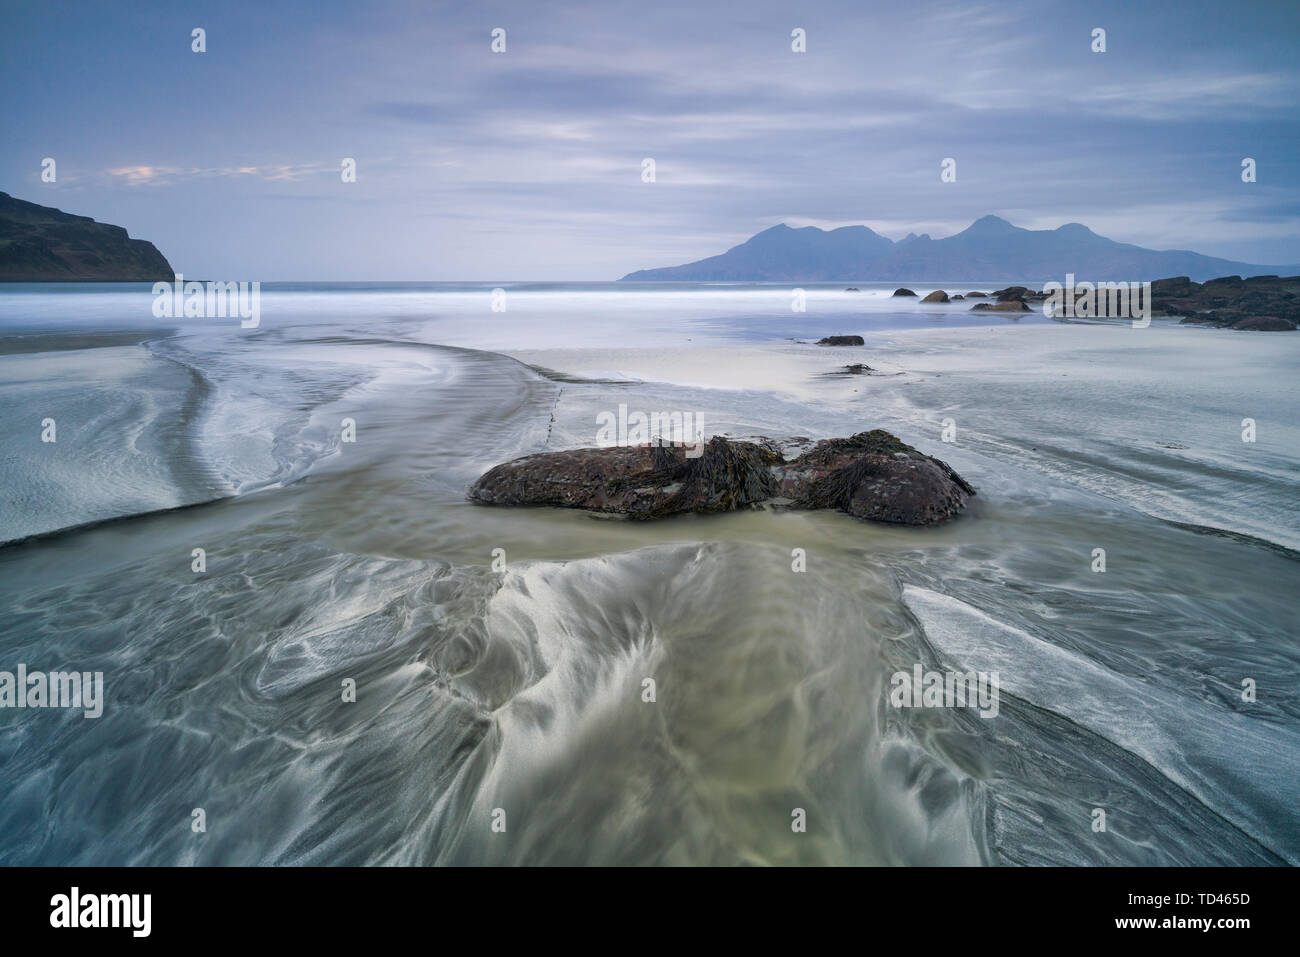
[0,281,1296,865]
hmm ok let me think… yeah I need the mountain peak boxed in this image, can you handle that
[965,214,1017,233]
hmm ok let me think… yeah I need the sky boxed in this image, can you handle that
[3,0,1298,279]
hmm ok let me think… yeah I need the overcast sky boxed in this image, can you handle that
[3,0,1297,279]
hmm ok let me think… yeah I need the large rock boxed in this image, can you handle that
[775,431,976,525]
[971,300,1031,312]
[469,430,976,526]
[920,290,949,303]
[1151,276,1196,298]
[892,288,917,297]
[468,439,780,520]
[817,335,865,346]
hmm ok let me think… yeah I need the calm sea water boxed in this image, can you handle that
[0,281,1296,864]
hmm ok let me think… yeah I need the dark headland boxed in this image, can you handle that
[0,191,173,282]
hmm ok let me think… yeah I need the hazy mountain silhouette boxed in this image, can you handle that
[620,216,1298,282]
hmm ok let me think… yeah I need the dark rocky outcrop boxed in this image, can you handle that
[954,274,1300,330]
[1151,275,1197,298]
[1150,274,1300,329]
[845,287,860,292]
[819,363,876,376]
[990,285,1048,303]
[469,430,975,526]
[991,285,1031,301]
[776,432,976,526]
[468,438,780,520]
[965,291,988,298]
[920,290,949,303]
[971,300,1031,312]
[1231,315,1296,331]
[0,191,173,281]
[817,335,865,346]
[892,288,917,297]
[950,294,965,300]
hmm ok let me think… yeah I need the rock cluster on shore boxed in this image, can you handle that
[890,286,1045,311]
[894,278,1299,329]
[469,431,976,526]
[1150,275,1300,330]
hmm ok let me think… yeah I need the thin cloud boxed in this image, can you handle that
[106,164,332,186]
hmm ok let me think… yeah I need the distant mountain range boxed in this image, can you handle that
[0,191,173,281]
[620,216,1299,283]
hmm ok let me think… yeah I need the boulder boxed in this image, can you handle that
[845,287,860,292]
[469,430,976,526]
[1151,276,1197,298]
[817,335,865,346]
[777,431,976,525]
[971,300,1031,312]
[1203,275,1244,289]
[468,438,780,520]
[950,294,965,300]
[920,290,950,303]
[991,286,1032,302]
[818,363,875,377]
[965,291,988,298]
[892,288,917,297]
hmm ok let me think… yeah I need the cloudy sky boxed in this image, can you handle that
[3,0,1297,279]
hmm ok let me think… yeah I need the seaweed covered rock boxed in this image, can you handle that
[468,437,780,520]
[469,430,975,526]
[776,430,976,525]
